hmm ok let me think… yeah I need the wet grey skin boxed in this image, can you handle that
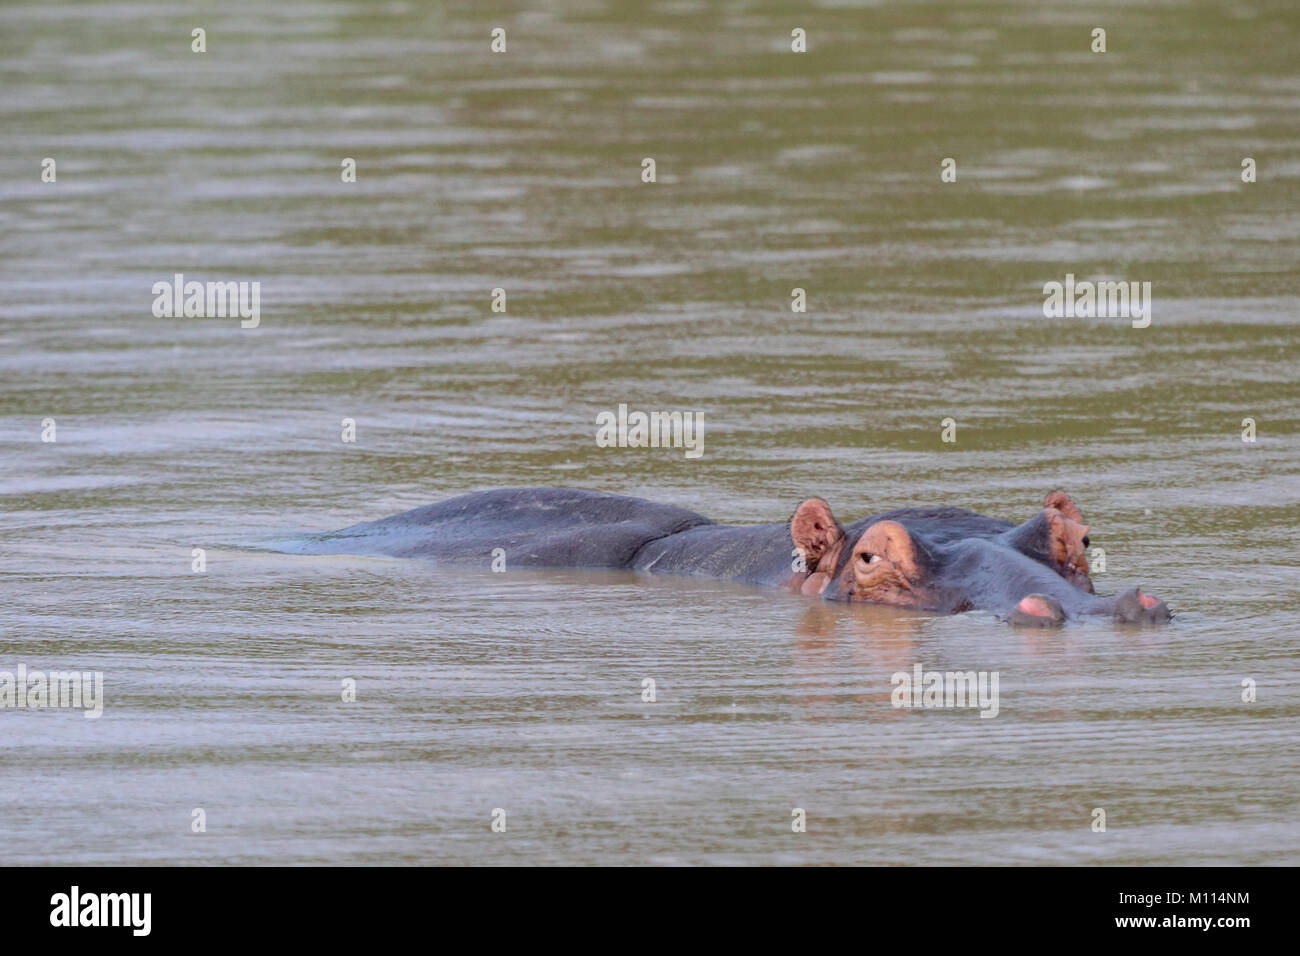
[286,487,1170,625]
[819,521,1171,626]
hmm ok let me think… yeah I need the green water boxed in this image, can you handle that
[0,0,1297,864]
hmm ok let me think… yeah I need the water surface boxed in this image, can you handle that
[1,0,1298,864]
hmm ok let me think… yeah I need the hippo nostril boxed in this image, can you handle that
[1009,593,1066,627]
[1018,596,1055,617]
[1113,587,1172,623]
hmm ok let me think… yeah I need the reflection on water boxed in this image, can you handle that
[0,0,1298,864]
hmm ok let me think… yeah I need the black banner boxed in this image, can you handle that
[5,866,1275,941]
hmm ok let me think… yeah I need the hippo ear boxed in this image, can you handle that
[1043,490,1084,524]
[791,498,845,571]
[1045,507,1092,585]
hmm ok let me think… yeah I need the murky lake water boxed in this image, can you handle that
[1,1,1298,864]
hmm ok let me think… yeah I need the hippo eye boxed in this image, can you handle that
[1082,535,1090,548]
[861,552,881,564]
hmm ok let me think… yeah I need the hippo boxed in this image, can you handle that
[286,487,1170,625]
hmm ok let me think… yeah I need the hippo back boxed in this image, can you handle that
[288,487,713,569]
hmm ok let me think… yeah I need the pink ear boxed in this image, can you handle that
[1045,508,1090,573]
[1043,490,1084,524]
[791,498,844,568]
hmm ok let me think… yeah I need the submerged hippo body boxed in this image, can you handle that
[291,487,712,568]
[290,487,1170,625]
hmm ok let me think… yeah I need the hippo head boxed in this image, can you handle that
[791,494,1170,626]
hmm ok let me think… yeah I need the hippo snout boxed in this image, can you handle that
[1111,587,1172,624]
[1008,588,1173,627]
